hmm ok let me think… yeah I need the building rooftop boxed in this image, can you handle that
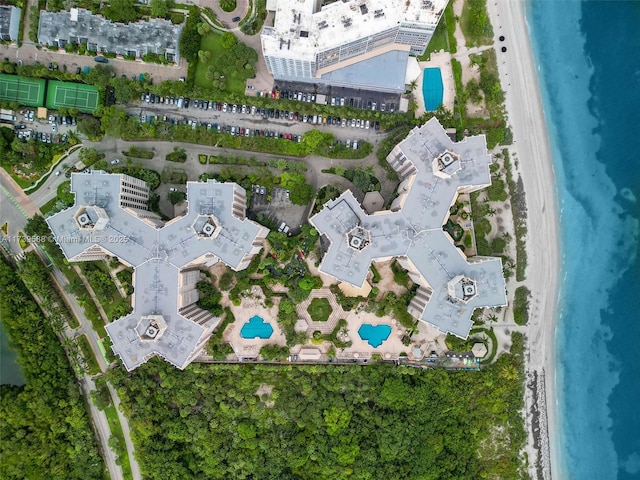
[38,8,181,60]
[0,6,21,42]
[262,0,447,62]
[309,118,507,338]
[319,49,409,92]
[47,173,266,370]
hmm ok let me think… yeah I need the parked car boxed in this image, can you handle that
[111,159,120,165]
[232,16,241,21]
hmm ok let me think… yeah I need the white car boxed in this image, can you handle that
[222,103,228,112]
[365,120,370,129]
[55,170,61,176]
[351,118,356,128]
[341,119,346,128]
[111,159,120,165]
[169,187,178,192]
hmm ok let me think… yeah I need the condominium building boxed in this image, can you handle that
[309,118,507,338]
[262,0,447,93]
[0,6,21,42]
[38,8,182,63]
[47,172,268,370]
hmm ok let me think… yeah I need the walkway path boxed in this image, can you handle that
[207,0,250,27]
[0,170,142,480]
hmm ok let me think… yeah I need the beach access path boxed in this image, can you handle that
[486,2,561,480]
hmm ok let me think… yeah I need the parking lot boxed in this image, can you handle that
[132,93,386,147]
[249,185,307,236]
[12,109,75,146]
[274,81,402,113]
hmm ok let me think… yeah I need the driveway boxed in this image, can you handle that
[207,0,250,27]
[131,101,386,144]
[0,44,187,83]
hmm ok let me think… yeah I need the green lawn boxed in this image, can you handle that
[194,33,246,94]
[307,297,332,322]
[420,1,456,60]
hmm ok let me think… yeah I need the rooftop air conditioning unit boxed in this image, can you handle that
[78,213,91,226]
[145,325,159,338]
[350,236,362,248]
[202,223,215,236]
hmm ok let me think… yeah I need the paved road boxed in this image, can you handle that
[207,0,249,26]
[0,43,187,83]
[108,383,143,480]
[0,173,144,480]
[134,100,385,144]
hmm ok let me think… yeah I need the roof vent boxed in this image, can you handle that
[202,223,215,236]
[145,325,159,338]
[77,213,92,226]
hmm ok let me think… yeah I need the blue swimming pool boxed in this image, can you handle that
[358,324,391,348]
[422,67,444,111]
[240,315,273,339]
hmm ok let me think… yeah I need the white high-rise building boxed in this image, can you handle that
[261,0,447,93]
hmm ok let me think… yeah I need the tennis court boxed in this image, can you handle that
[0,74,46,107]
[46,81,100,113]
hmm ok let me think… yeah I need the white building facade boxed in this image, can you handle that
[262,0,447,91]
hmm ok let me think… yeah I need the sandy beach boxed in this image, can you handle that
[485,1,562,479]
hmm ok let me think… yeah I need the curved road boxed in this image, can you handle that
[0,168,142,480]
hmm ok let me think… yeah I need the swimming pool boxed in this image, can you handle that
[358,324,391,348]
[240,315,273,339]
[421,67,444,111]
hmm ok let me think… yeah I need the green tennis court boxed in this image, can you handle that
[0,74,46,107]
[46,81,100,113]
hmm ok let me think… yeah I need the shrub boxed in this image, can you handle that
[513,286,530,325]
[166,147,187,163]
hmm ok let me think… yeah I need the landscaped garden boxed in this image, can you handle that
[306,297,332,322]
[194,31,257,94]
[219,0,236,12]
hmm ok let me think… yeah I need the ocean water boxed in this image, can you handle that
[527,1,640,479]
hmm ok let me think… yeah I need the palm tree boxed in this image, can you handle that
[409,79,418,91]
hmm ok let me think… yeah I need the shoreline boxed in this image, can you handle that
[485,1,562,479]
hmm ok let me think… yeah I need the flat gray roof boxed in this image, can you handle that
[47,173,266,369]
[38,8,181,61]
[320,50,409,93]
[0,6,21,42]
[309,118,507,337]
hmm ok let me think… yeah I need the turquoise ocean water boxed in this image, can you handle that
[527,1,640,478]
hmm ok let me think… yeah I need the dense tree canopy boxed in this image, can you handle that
[0,257,104,479]
[180,7,202,62]
[104,0,139,24]
[109,344,526,480]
